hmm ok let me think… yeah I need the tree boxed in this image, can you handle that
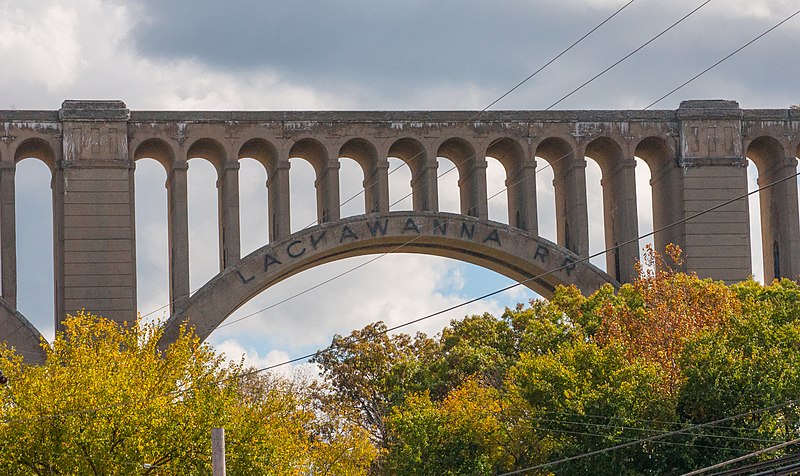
[595,245,739,390]
[386,379,504,476]
[312,321,439,468]
[508,340,676,475]
[0,312,374,475]
[676,278,800,468]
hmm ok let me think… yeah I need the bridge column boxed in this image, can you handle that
[217,161,241,268]
[602,160,639,283]
[650,161,686,268]
[57,100,137,326]
[758,158,800,281]
[0,163,16,306]
[364,158,390,214]
[316,160,340,223]
[167,160,190,312]
[507,158,537,233]
[554,158,590,257]
[459,157,488,219]
[412,157,439,212]
[268,160,291,240]
[677,100,750,283]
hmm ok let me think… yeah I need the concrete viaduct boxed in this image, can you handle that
[0,99,798,362]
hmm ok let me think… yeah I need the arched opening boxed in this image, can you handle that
[186,138,225,292]
[437,157,460,214]
[239,138,281,242]
[238,158,269,256]
[633,156,654,271]
[133,158,169,320]
[289,157,317,233]
[339,138,381,215]
[14,142,55,339]
[289,138,336,226]
[584,157,606,271]
[486,138,532,230]
[387,157,413,210]
[745,136,799,282]
[388,138,430,212]
[437,138,483,217]
[535,156,557,242]
[634,137,682,270]
[485,157,507,224]
[585,137,638,281]
[338,157,365,218]
[535,137,587,258]
[746,158,763,282]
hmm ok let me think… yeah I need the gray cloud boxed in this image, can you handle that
[128,0,800,109]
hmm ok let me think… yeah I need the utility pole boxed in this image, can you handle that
[212,427,226,476]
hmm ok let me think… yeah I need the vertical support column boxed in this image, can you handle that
[315,160,340,223]
[267,160,291,241]
[412,157,439,212]
[459,157,488,219]
[167,161,190,313]
[507,158,537,233]
[650,161,686,268]
[217,161,241,269]
[678,100,750,283]
[0,163,16,306]
[57,100,137,326]
[602,160,639,283]
[364,159,390,214]
[553,158,590,257]
[758,159,800,281]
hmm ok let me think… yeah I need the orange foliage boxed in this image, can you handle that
[595,245,739,391]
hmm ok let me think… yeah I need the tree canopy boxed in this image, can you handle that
[2,247,800,475]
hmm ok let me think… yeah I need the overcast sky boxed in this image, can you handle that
[2,0,799,371]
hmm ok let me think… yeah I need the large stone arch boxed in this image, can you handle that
[160,211,617,345]
[0,296,45,364]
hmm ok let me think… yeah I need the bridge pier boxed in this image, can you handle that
[677,100,752,283]
[0,164,16,307]
[57,100,137,327]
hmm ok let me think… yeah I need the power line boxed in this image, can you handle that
[645,7,800,109]
[497,400,799,475]
[680,436,800,476]
[546,0,712,110]
[229,168,800,377]
[4,168,797,430]
[140,0,637,320]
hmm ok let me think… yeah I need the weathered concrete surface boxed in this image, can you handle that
[0,99,798,353]
[0,296,45,364]
[161,212,617,345]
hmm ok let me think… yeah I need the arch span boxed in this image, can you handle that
[161,211,618,345]
[0,297,45,364]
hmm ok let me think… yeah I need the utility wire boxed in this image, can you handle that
[3,169,798,428]
[497,400,799,475]
[140,0,636,319]
[11,1,798,428]
[546,0,712,110]
[229,168,800,377]
[680,436,800,476]
[645,7,800,109]
[301,0,639,230]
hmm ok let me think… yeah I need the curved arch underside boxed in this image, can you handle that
[0,297,46,364]
[162,212,618,345]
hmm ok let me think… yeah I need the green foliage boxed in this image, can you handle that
[0,312,374,475]
[386,379,503,476]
